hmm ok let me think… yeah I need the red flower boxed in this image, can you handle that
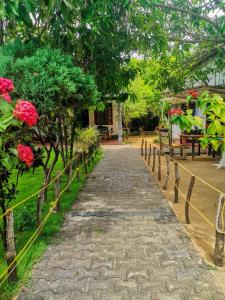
[187,90,198,98]
[0,78,14,94]
[17,144,34,167]
[168,108,183,117]
[13,100,39,127]
[0,93,12,103]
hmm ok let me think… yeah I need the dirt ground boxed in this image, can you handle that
[128,135,225,292]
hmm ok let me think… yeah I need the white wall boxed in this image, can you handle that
[195,106,206,128]
[88,100,119,135]
[192,57,225,87]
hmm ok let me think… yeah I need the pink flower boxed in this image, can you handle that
[17,144,34,167]
[0,93,12,103]
[13,100,39,127]
[0,78,14,94]
[168,108,184,117]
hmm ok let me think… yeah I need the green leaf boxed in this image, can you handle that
[186,109,193,115]
[210,139,220,151]
[1,157,13,169]
[8,148,18,156]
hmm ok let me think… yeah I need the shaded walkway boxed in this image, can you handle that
[19,145,224,300]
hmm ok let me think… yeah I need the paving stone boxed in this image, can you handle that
[18,145,225,300]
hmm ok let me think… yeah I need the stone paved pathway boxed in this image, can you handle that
[19,145,225,300]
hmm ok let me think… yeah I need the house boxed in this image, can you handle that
[163,86,225,138]
[88,100,119,137]
[163,48,225,139]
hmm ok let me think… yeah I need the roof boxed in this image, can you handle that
[162,85,225,104]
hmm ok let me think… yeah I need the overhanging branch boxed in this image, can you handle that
[145,2,225,38]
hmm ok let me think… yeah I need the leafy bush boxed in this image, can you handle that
[76,127,100,152]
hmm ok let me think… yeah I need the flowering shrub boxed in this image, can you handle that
[0,77,14,103]
[169,107,202,133]
[0,78,40,172]
[17,144,34,167]
[168,108,183,117]
[0,77,14,93]
[13,100,39,127]
[1,93,12,103]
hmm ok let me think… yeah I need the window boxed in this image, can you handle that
[94,103,113,125]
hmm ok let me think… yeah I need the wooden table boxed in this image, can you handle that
[180,134,203,158]
[180,134,222,159]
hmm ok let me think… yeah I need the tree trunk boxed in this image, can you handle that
[0,20,4,45]
[0,202,7,250]
[6,210,17,282]
[214,195,225,266]
[118,102,123,145]
[217,151,225,169]
[37,150,59,225]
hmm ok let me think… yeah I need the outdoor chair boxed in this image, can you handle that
[97,126,109,140]
[158,128,191,158]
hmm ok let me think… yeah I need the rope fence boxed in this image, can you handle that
[0,148,98,286]
[141,138,225,267]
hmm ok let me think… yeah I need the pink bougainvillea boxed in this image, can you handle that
[168,108,184,117]
[0,77,14,93]
[13,100,39,127]
[0,93,12,103]
[17,144,34,167]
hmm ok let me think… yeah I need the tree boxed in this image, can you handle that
[0,77,41,281]
[0,47,100,223]
[123,75,153,128]
[197,92,225,168]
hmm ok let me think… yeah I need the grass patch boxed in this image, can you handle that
[0,149,103,300]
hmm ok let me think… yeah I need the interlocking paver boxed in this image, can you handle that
[18,145,225,300]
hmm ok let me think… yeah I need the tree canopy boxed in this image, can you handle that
[1,1,224,96]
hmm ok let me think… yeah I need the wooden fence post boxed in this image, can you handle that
[54,172,61,212]
[185,175,195,224]
[162,156,170,190]
[144,140,147,160]
[174,161,180,203]
[84,152,88,174]
[87,150,91,166]
[152,147,156,172]
[214,195,225,267]
[76,155,80,169]
[76,167,80,182]
[141,139,144,156]
[36,184,45,227]
[69,162,73,179]
[6,209,17,282]
[157,149,161,181]
[148,144,151,166]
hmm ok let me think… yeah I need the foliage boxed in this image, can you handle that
[123,76,150,127]
[1,1,224,99]
[1,47,101,195]
[197,93,225,151]
[76,127,100,152]
[169,107,202,133]
[0,78,42,259]
[124,60,171,128]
